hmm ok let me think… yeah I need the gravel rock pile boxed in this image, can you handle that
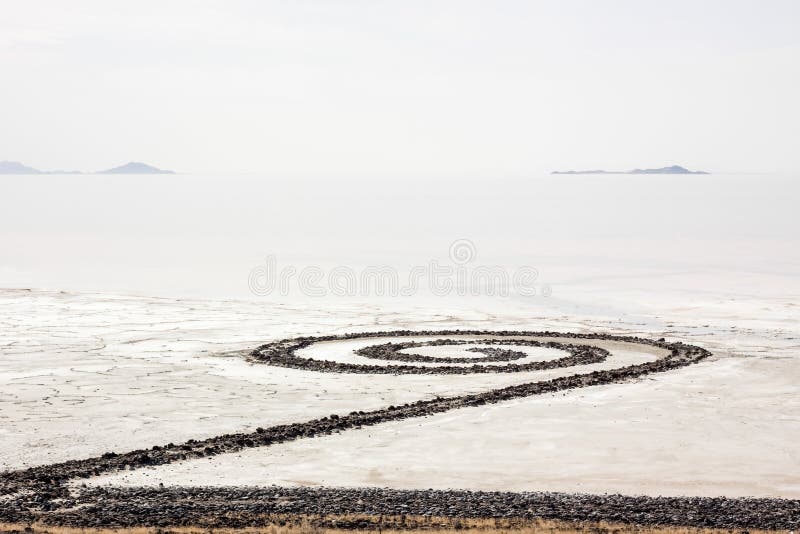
[5,486,799,530]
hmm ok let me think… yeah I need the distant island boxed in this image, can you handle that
[0,160,174,175]
[98,162,175,174]
[552,165,709,175]
[0,161,47,174]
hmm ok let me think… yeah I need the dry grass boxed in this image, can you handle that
[0,516,787,534]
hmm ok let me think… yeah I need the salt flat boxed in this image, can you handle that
[2,275,798,498]
[0,289,664,470]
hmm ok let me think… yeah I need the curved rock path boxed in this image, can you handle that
[1,330,797,529]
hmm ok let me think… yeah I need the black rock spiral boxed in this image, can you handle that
[252,335,610,373]
[2,330,794,529]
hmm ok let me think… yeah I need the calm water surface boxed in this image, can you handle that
[1,173,797,300]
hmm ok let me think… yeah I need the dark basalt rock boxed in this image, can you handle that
[358,339,557,364]
[349,338,606,371]
[4,486,798,530]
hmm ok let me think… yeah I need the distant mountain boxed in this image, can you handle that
[98,162,175,174]
[0,161,42,174]
[630,165,709,175]
[552,165,709,175]
[1,160,174,174]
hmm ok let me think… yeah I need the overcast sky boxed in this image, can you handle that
[1,0,799,176]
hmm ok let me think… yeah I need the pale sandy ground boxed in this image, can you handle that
[1,267,799,497]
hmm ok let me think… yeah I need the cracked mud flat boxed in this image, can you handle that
[1,288,799,529]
